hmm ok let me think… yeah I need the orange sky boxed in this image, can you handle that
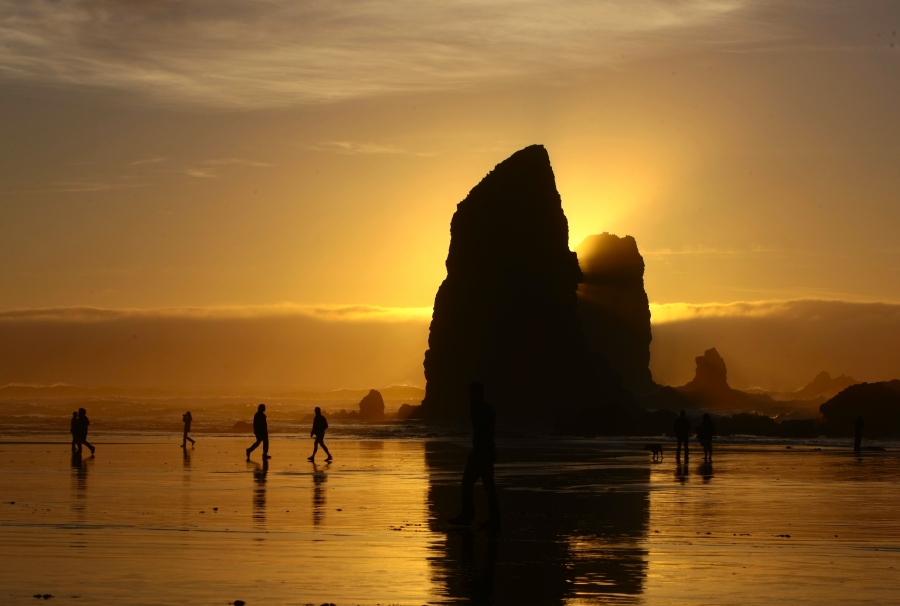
[0,1,899,391]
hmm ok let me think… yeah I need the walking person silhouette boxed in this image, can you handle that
[696,413,715,462]
[181,411,196,448]
[674,410,691,461]
[69,411,79,453]
[75,408,95,456]
[307,407,332,462]
[448,381,501,530]
[245,404,271,461]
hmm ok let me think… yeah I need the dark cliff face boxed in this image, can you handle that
[575,233,655,396]
[420,145,634,428]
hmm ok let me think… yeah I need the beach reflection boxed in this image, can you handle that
[251,459,267,525]
[425,441,648,604]
[311,463,327,526]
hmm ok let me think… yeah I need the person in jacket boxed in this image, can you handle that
[246,404,270,460]
[307,407,332,462]
[75,408,96,456]
[182,411,196,448]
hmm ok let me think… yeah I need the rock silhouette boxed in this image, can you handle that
[358,389,385,421]
[681,347,729,393]
[575,233,655,395]
[777,371,858,402]
[419,145,634,430]
[820,380,900,437]
[396,403,417,420]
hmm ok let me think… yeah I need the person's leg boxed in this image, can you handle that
[309,439,318,460]
[480,455,500,526]
[83,439,95,455]
[320,437,332,459]
[182,431,187,448]
[262,438,269,457]
[684,438,689,460]
[450,453,480,524]
[71,436,78,453]
[188,434,195,445]
[247,439,262,459]
[76,439,83,455]
[676,438,683,460]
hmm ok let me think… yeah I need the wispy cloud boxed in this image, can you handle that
[649,298,900,324]
[131,157,168,166]
[643,245,782,259]
[0,0,751,109]
[202,158,272,167]
[183,168,217,179]
[310,141,433,156]
[0,304,434,324]
[12,180,148,194]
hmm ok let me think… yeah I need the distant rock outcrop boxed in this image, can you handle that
[358,389,385,421]
[419,145,634,430]
[396,403,418,420]
[776,371,858,402]
[575,233,655,395]
[680,348,730,394]
[652,347,776,413]
[819,380,900,436]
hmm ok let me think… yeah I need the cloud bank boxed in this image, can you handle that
[0,305,431,392]
[0,0,745,108]
[650,300,900,391]
[1,300,898,394]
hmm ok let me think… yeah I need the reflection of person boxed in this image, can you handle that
[251,458,268,524]
[696,413,715,462]
[70,412,79,453]
[75,408,96,456]
[181,411,196,448]
[854,416,865,453]
[307,407,332,462]
[448,381,500,529]
[245,404,270,460]
[673,410,691,461]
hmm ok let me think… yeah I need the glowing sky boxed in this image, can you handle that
[1,1,899,390]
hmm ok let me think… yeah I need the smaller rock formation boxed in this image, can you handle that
[358,389,385,421]
[575,233,656,396]
[668,347,776,413]
[680,348,729,393]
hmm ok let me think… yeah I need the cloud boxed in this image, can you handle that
[183,168,217,179]
[0,0,750,108]
[202,158,272,167]
[0,304,432,392]
[309,141,434,156]
[0,304,434,323]
[649,299,900,391]
[131,157,168,166]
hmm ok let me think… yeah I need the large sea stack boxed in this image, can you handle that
[419,145,634,430]
[575,233,656,396]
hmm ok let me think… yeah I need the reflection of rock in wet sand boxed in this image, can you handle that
[425,441,648,604]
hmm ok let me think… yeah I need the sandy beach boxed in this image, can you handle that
[1,437,898,605]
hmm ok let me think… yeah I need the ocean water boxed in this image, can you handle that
[1,436,898,605]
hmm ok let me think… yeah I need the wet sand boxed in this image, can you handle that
[1,437,898,605]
